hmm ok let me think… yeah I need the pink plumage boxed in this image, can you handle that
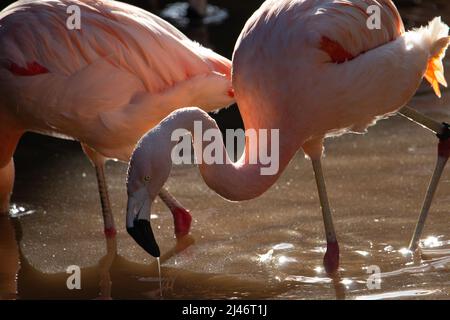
[0,0,233,241]
[0,0,233,162]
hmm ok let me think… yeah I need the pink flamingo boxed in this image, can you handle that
[0,0,234,239]
[126,0,450,273]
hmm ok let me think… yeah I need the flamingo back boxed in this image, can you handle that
[0,0,233,158]
[232,0,449,146]
[0,0,231,93]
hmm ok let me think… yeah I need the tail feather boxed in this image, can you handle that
[419,17,450,97]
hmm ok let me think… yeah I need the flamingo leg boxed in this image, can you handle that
[0,160,15,214]
[398,107,450,251]
[94,163,116,238]
[97,237,117,300]
[311,158,339,274]
[81,144,116,238]
[158,188,192,238]
[0,129,22,215]
[0,215,20,299]
[303,139,340,274]
[399,106,444,135]
[409,140,450,251]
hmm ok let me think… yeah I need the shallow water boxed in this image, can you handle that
[1,0,450,300]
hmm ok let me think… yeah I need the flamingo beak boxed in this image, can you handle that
[126,189,160,257]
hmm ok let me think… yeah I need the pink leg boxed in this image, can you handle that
[0,159,14,215]
[324,240,340,275]
[0,215,20,299]
[158,189,192,238]
[304,138,340,274]
[399,108,450,251]
[0,129,22,215]
[81,144,116,238]
[408,138,450,251]
[312,158,340,274]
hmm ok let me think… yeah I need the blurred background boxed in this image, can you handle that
[1,0,450,300]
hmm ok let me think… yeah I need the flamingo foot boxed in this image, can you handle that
[438,137,450,158]
[171,207,192,238]
[323,241,340,275]
[104,227,117,238]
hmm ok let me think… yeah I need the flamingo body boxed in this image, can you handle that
[126,0,450,263]
[0,0,233,162]
[0,0,233,245]
[233,0,443,155]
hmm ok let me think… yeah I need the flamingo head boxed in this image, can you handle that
[126,132,173,258]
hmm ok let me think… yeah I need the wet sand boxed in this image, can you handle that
[1,0,450,300]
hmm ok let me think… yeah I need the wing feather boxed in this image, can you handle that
[0,0,230,94]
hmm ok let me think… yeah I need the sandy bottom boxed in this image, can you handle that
[1,91,450,300]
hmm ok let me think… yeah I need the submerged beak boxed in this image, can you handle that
[126,188,160,257]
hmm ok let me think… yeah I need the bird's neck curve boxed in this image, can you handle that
[155,106,298,201]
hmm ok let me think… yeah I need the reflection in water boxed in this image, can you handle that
[156,257,162,298]
[11,219,197,299]
[0,216,19,299]
[421,235,449,248]
[1,216,353,299]
[2,179,450,300]
[9,204,35,218]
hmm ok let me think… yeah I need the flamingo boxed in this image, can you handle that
[126,0,450,273]
[0,0,234,240]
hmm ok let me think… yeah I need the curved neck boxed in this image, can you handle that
[159,107,298,201]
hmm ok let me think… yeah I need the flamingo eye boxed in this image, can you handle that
[143,176,151,182]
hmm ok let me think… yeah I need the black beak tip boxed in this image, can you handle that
[127,219,160,257]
